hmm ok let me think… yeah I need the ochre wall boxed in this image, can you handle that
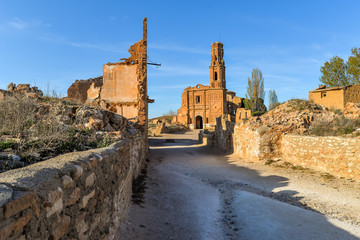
[101,64,139,118]
[101,64,138,103]
[309,89,345,109]
[67,78,103,103]
[176,84,227,127]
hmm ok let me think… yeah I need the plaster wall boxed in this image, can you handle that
[309,89,345,110]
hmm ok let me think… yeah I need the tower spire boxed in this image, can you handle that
[209,42,226,89]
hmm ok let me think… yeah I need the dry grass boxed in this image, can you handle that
[307,116,360,136]
[0,95,117,171]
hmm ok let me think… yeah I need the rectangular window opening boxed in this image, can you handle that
[196,96,201,103]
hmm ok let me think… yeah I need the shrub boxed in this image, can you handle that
[307,116,360,136]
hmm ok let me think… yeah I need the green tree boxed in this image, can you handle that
[320,56,350,87]
[347,47,360,84]
[268,89,279,110]
[245,68,267,114]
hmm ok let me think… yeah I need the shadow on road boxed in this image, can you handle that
[120,134,359,240]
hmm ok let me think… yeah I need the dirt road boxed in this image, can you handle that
[119,130,360,240]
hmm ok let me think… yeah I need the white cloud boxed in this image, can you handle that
[6,18,51,30]
[38,33,130,53]
[8,18,28,30]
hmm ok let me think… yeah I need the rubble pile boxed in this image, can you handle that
[0,84,134,172]
[246,99,337,134]
[344,102,360,119]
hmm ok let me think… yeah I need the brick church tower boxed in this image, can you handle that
[209,42,226,89]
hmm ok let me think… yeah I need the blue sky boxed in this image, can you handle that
[1,1,360,118]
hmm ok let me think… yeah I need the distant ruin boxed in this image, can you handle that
[309,84,360,110]
[67,18,152,133]
[174,42,250,129]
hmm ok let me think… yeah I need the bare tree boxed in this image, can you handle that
[245,68,266,114]
[268,89,279,110]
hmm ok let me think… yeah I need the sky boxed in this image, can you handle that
[1,1,360,118]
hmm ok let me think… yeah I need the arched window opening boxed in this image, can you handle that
[215,72,218,80]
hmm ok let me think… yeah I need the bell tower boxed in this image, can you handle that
[209,42,226,89]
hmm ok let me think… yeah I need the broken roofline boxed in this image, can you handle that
[107,17,147,65]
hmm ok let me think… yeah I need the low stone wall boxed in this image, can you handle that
[213,116,360,181]
[214,115,235,152]
[0,128,146,240]
[281,135,360,181]
[233,123,262,162]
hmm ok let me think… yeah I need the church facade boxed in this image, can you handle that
[175,42,245,129]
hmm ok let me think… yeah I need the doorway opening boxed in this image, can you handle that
[195,116,203,129]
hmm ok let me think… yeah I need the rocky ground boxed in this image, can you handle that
[119,131,360,240]
[148,117,187,136]
[246,99,360,137]
[0,83,130,172]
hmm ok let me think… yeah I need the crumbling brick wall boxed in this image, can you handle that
[67,77,103,103]
[0,123,147,240]
[67,18,149,134]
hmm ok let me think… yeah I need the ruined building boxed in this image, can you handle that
[309,84,360,110]
[67,18,152,132]
[175,42,249,129]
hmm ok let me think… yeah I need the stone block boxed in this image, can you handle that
[66,188,80,207]
[50,215,70,240]
[85,173,96,188]
[0,219,15,240]
[70,165,83,180]
[43,187,63,208]
[88,199,97,212]
[13,211,31,235]
[75,213,88,236]
[61,175,74,189]
[4,191,36,219]
[0,184,12,208]
[79,190,95,209]
[46,197,63,218]
[93,153,103,162]
[99,190,105,202]
[88,157,98,168]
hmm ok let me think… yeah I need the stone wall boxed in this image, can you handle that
[213,116,360,181]
[214,115,235,152]
[0,126,146,240]
[232,123,262,162]
[344,84,360,104]
[281,134,360,181]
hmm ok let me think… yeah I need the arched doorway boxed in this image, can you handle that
[195,116,203,129]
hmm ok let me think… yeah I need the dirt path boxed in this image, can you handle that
[118,130,360,240]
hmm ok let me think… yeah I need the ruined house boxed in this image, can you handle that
[174,42,248,129]
[309,84,360,110]
[67,18,152,132]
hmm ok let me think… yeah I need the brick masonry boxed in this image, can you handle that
[0,126,146,240]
